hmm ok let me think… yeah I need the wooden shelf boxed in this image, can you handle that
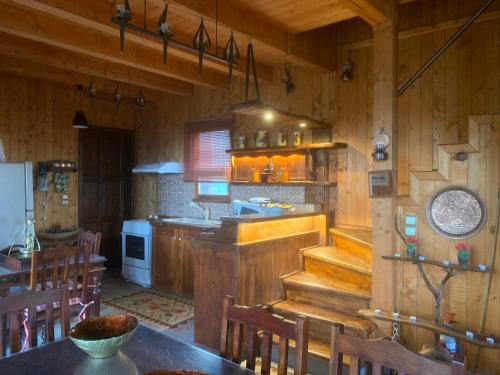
[229,181,337,187]
[226,142,347,155]
[382,255,489,273]
[231,99,332,129]
[359,309,500,349]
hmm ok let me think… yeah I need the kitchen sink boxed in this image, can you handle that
[159,217,222,227]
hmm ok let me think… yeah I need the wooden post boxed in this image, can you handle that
[370,1,398,334]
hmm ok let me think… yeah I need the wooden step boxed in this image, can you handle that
[273,300,375,341]
[304,246,372,289]
[283,271,371,314]
[330,226,372,261]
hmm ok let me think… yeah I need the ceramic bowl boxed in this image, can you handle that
[69,314,138,359]
[145,371,207,375]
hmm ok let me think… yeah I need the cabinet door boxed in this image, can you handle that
[178,229,200,297]
[153,226,181,292]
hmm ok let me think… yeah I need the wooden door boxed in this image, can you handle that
[78,127,132,268]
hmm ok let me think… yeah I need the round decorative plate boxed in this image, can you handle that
[426,186,487,239]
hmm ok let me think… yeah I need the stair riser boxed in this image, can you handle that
[304,257,372,290]
[285,286,370,315]
[331,235,372,262]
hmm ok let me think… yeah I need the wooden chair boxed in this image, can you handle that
[220,295,309,375]
[329,324,464,375]
[30,245,93,320]
[0,285,69,357]
[78,230,102,255]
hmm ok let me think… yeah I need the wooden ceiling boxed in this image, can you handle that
[231,0,357,33]
[0,0,414,99]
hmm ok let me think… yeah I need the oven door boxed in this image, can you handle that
[121,232,151,269]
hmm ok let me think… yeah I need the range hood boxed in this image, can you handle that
[132,162,183,174]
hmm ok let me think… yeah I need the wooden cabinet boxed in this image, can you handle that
[152,225,200,297]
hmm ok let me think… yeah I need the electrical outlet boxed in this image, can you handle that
[62,199,69,206]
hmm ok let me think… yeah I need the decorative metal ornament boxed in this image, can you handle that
[113,0,132,52]
[113,85,121,109]
[426,186,487,239]
[223,31,239,84]
[281,65,295,95]
[135,90,146,107]
[341,57,354,81]
[157,3,174,65]
[192,17,211,75]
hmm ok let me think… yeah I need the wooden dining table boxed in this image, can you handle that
[0,253,107,316]
[0,324,255,375]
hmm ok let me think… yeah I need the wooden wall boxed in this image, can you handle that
[335,1,500,371]
[0,72,137,230]
[334,0,500,226]
[132,66,337,218]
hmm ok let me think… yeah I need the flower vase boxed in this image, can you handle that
[406,245,417,258]
[457,251,470,267]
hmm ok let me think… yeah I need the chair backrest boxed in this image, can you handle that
[220,295,309,375]
[30,245,90,303]
[329,324,464,375]
[78,230,102,255]
[0,285,70,357]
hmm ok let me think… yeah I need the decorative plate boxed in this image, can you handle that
[426,186,487,239]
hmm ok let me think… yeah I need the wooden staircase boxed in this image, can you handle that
[273,225,375,362]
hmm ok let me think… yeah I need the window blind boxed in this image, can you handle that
[184,117,232,182]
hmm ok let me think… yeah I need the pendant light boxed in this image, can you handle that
[72,84,88,129]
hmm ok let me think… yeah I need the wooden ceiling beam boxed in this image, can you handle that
[3,0,274,82]
[337,0,390,26]
[167,0,334,71]
[0,2,229,89]
[0,54,167,102]
[0,33,193,97]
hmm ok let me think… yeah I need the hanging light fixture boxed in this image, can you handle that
[192,17,211,75]
[72,84,88,129]
[223,31,239,84]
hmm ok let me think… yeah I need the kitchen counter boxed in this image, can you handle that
[149,217,221,231]
[220,210,328,223]
[190,211,326,349]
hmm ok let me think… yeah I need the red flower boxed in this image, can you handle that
[404,236,419,245]
[456,243,469,252]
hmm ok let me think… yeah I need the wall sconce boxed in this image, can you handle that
[372,128,391,161]
[341,57,354,81]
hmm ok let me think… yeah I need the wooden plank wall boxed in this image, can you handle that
[0,72,137,230]
[335,1,500,371]
[334,0,500,225]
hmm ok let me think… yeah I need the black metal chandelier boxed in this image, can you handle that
[111,0,239,79]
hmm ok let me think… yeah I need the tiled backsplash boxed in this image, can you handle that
[158,175,307,220]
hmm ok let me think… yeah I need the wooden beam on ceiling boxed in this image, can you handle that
[167,0,334,71]
[337,0,389,26]
[0,2,230,89]
[0,33,193,97]
[0,54,167,102]
[3,0,274,82]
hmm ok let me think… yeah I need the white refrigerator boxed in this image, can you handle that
[0,162,34,251]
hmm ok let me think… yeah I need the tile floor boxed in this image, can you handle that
[100,270,195,346]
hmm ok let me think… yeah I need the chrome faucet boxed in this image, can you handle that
[190,202,210,220]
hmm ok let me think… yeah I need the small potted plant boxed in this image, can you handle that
[456,243,470,266]
[404,236,419,258]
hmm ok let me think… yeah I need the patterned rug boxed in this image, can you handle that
[102,291,194,328]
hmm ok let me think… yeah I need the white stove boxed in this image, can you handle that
[121,219,152,287]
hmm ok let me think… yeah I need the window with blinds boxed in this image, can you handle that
[184,117,232,182]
